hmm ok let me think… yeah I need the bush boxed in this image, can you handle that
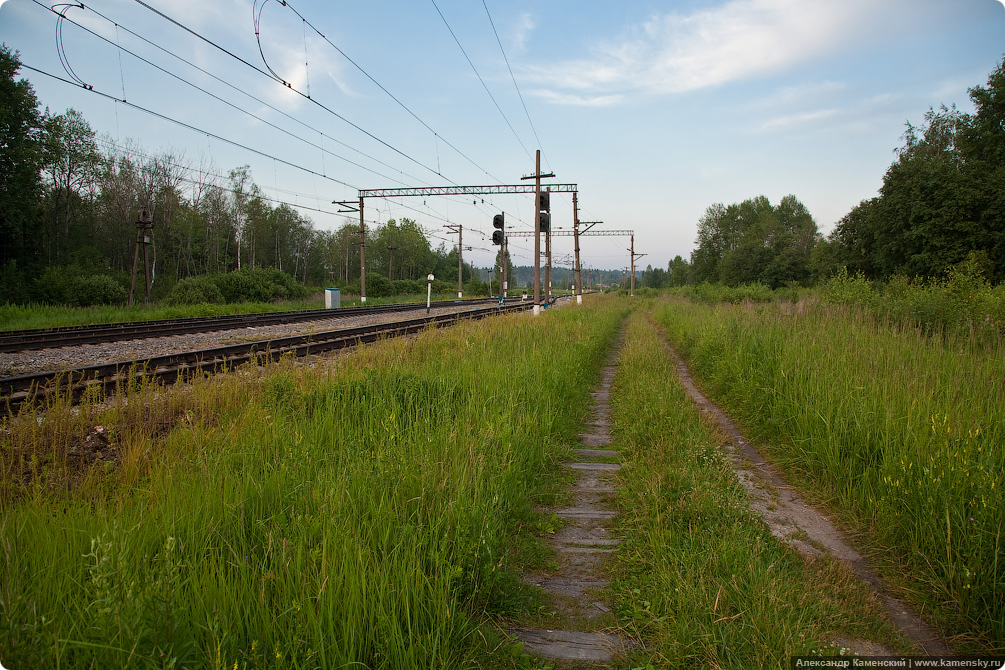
[363,272,393,298]
[1,261,29,305]
[164,276,225,306]
[210,268,309,303]
[32,266,75,305]
[73,275,127,306]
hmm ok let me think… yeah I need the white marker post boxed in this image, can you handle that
[426,273,434,314]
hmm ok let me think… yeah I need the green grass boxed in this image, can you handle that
[653,297,1005,654]
[609,307,906,667]
[0,295,627,668]
[0,295,511,332]
[0,298,325,332]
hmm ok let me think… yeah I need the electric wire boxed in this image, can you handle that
[33,1,418,189]
[21,63,359,193]
[96,137,341,214]
[131,0,453,184]
[44,0,539,236]
[53,3,90,89]
[34,4,547,258]
[481,0,547,167]
[255,0,505,184]
[123,0,512,220]
[429,0,534,162]
[34,0,435,191]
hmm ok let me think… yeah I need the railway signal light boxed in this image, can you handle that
[492,213,504,245]
[538,191,550,212]
[538,212,550,233]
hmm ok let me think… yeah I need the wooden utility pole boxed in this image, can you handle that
[520,150,555,312]
[128,207,154,306]
[545,216,552,303]
[446,224,462,298]
[387,246,396,281]
[629,234,646,297]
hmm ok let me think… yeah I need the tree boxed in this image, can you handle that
[39,108,101,265]
[667,255,690,286]
[828,58,1005,282]
[0,46,43,268]
[691,195,818,287]
[962,59,1005,281]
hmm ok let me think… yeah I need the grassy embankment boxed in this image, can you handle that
[608,308,906,667]
[0,295,626,668]
[652,298,1005,653]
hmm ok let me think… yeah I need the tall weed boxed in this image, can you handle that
[0,296,627,668]
[655,299,1005,652]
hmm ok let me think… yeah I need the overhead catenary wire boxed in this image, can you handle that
[37,2,507,230]
[31,3,555,263]
[429,0,534,163]
[33,1,421,190]
[130,0,454,184]
[32,0,439,191]
[255,0,505,184]
[481,0,548,169]
[21,63,360,193]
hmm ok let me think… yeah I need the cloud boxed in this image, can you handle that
[510,12,535,52]
[758,108,838,131]
[527,89,623,107]
[524,0,880,102]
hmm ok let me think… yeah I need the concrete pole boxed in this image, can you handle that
[359,195,366,303]
[533,150,541,314]
[573,192,582,305]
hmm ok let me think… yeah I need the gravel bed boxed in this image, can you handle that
[0,304,498,377]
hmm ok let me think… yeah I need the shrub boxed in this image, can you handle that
[164,276,225,306]
[210,268,309,303]
[363,272,393,298]
[73,275,127,306]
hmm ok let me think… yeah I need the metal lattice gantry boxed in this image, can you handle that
[359,184,578,198]
[336,180,580,305]
[505,229,633,238]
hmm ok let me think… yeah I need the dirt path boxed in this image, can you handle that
[510,330,635,665]
[656,325,951,656]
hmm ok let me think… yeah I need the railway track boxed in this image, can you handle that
[1,301,534,413]
[0,298,510,353]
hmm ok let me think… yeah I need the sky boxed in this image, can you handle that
[1,0,1004,272]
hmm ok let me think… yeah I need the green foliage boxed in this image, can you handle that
[0,297,628,668]
[164,275,226,305]
[30,265,128,306]
[73,274,128,307]
[691,194,818,288]
[656,300,1005,652]
[211,267,309,303]
[361,271,393,298]
[670,281,779,304]
[612,312,901,665]
[0,46,43,268]
[823,257,1005,339]
[830,58,1005,281]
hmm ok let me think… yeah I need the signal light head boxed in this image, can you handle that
[493,213,504,229]
[538,212,551,233]
[538,191,550,212]
[492,230,504,245]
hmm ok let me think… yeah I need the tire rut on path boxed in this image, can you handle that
[511,330,635,665]
[655,322,950,656]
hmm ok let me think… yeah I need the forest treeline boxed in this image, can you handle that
[3,44,1004,306]
[0,46,497,306]
[643,58,1005,291]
